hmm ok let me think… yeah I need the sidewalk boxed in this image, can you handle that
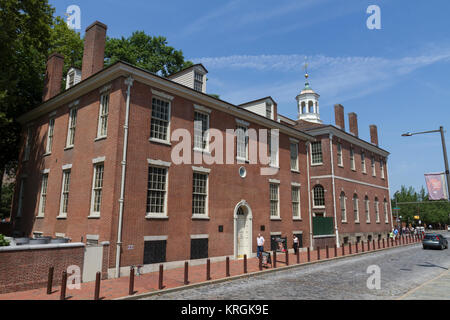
[398,269,450,300]
[0,237,419,300]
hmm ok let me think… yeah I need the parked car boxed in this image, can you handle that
[422,234,448,250]
[447,225,450,231]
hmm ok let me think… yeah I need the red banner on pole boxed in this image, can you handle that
[424,173,448,200]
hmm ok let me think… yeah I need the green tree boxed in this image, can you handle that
[105,31,193,77]
[0,0,55,212]
[392,185,418,224]
[0,3,193,217]
[0,181,15,220]
[49,16,83,89]
[392,185,450,227]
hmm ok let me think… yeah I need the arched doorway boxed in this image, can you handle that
[234,201,253,259]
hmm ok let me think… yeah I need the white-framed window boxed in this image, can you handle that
[313,185,325,208]
[236,125,249,161]
[350,148,356,171]
[380,160,385,179]
[267,130,279,167]
[384,199,389,223]
[270,183,280,218]
[266,104,272,119]
[17,178,26,218]
[46,118,55,154]
[290,142,299,172]
[194,71,203,92]
[192,172,208,217]
[311,141,323,165]
[66,107,77,148]
[364,196,370,223]
[150,97,171,142]
[24,127,32,161]
[353,194,359,223]
[361,152,366,174]
[337,143,343,167]
[146,166,168,217]
[340,192,347,222]
[371,156,376,177]
[90,163,104,217]
[68,70,75,88]
[59,170,71,218]
[97,93,109,138]
[38,174,49,217]
[292,186,300,219]
[194,111,209,152]
[375,197,380,223]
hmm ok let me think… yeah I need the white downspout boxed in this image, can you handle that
[306,142,313,250]
[329,134,340,247]
[386,160,394,230]
[115,76,134,278]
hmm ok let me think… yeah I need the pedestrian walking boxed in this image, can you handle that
[293,235,299,254]
[257,233,265,258]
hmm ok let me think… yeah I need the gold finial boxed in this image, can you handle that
[303,57,309,80]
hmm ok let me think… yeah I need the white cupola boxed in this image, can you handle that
[296,72,322,124]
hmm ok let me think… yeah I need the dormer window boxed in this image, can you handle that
[65,67,81,90]
[68,71,75,87]
[168,64,208,93]
[194,71,203,92]
[266,103,272,119]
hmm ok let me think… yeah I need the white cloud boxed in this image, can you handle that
[181,0,331,36]
[193,46,450,106]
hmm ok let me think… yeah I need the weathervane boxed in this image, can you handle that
[303,57,309,80]
[303,56,310,89]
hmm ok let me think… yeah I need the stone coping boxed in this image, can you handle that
[0,242,85,252]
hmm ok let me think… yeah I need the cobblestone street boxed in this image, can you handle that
[143,232,450,300]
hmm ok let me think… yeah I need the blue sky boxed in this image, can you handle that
[50,0,450,195]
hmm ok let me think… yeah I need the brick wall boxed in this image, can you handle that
[0,243,84,294]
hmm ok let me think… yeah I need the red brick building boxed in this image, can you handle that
[279,80,393,247]
[10,21,392,278]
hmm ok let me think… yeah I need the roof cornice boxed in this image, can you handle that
[18,62,315,143]
[306,125,390,157]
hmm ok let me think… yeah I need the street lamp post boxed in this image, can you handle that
[402,126,450,202]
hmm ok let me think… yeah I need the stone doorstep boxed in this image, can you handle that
[115,241,420,300]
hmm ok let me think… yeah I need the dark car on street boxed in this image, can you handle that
[422,233,448,250]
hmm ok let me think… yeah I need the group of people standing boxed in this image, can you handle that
[256,234,301,259]
[389,226,426,240]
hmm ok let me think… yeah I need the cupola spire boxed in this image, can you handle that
[296,58,322,123]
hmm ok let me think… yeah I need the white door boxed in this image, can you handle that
[236,207,250,258]
[82,245,103,282]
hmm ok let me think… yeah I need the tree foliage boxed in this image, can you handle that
[49,16,84,89]
[0,0,55,172]
[105,31,193,77]
[392,185,450,226]
[0,1,192,174]
[0,1,193,217]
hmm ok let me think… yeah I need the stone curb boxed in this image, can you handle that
[115,241,420,300]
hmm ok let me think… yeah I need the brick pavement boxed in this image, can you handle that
[0,235,420,300]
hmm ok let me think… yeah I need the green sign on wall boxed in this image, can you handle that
[313,216,334,236]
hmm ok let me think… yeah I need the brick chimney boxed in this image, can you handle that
[370,125,379,146]
[348,112,359,137]
[81,21,107,80]
[334,104,345,130]
[42,53,64,102]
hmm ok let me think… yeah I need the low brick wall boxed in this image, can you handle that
[313,236,336,249]
[0,243,85,294]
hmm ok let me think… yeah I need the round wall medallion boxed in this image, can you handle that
[239,166,247,178]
